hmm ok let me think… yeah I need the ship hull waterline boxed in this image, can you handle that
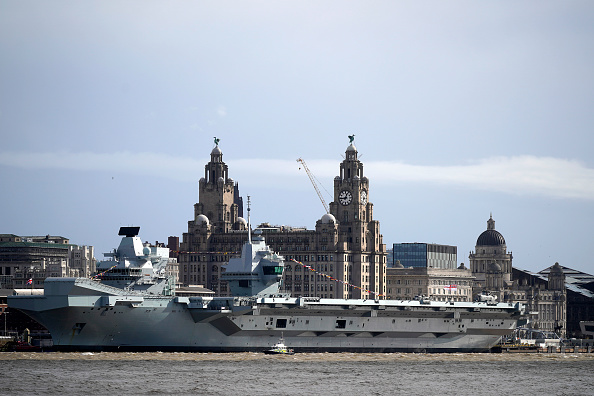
[10,294,521,353]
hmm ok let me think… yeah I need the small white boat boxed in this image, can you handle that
[264,334,295,355]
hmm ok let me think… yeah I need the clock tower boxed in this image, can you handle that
[328,136,386,299]
[194,141,243,233]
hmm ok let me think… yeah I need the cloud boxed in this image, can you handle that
[364,156,594,199]
[1,152,593,200]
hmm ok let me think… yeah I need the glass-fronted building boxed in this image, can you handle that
[392,243,457,269]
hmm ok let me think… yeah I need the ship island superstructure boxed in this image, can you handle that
[9,226,525,352]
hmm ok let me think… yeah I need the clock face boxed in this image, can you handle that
[338,190,353,205]
[361,190,367,205]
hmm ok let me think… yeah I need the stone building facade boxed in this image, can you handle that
[468,216,567,337]
[0,234,95,289]
[178,138,388,299]
[508,264,566,336]
[468,214,513,300]
[386,265,474,302]
[178,144,248,295]
[539,265,594,338]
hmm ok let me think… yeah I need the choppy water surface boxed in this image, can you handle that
[1,352,592,396]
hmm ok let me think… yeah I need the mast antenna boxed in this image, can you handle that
[247,195,252,244]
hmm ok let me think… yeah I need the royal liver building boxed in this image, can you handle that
[178,137,388,299]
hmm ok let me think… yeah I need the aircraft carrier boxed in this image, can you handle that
[8,226,525,352]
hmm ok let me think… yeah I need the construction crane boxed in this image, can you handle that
[296,158,329,213]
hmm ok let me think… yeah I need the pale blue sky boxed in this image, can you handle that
[1,1,593,274]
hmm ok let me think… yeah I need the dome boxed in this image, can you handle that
[346,143,357,152]
[211,146,222,155]
[321,213,336,224]
[550,262,563,274]
[476,229,506,246]
[458,263,467,270]
[237,217,247,226]
[196,214,209,226]
[476,214,506,246]
[488,262,502,272]
[393,260,404,269]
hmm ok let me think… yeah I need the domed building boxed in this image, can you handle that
[469,215,567,336]
[469,214,513,300]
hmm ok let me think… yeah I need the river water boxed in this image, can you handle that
[1,352,592,396]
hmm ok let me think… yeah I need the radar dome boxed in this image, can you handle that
[237,217,247,227]
[143,246,150,256]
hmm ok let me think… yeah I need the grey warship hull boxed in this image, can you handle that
[9,277,523,353]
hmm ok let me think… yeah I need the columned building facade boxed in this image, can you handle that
[468,215,567,336]
[0,234,95,289]
[469,214,513,300]
[178,144,248,295]
[279,140,387,299]
[386,266,474,302]
[178,138,388,299]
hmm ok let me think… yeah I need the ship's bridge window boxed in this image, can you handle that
[263,266,283,275]
[276,319,287,328]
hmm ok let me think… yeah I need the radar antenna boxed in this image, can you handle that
[296,158,329,213]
